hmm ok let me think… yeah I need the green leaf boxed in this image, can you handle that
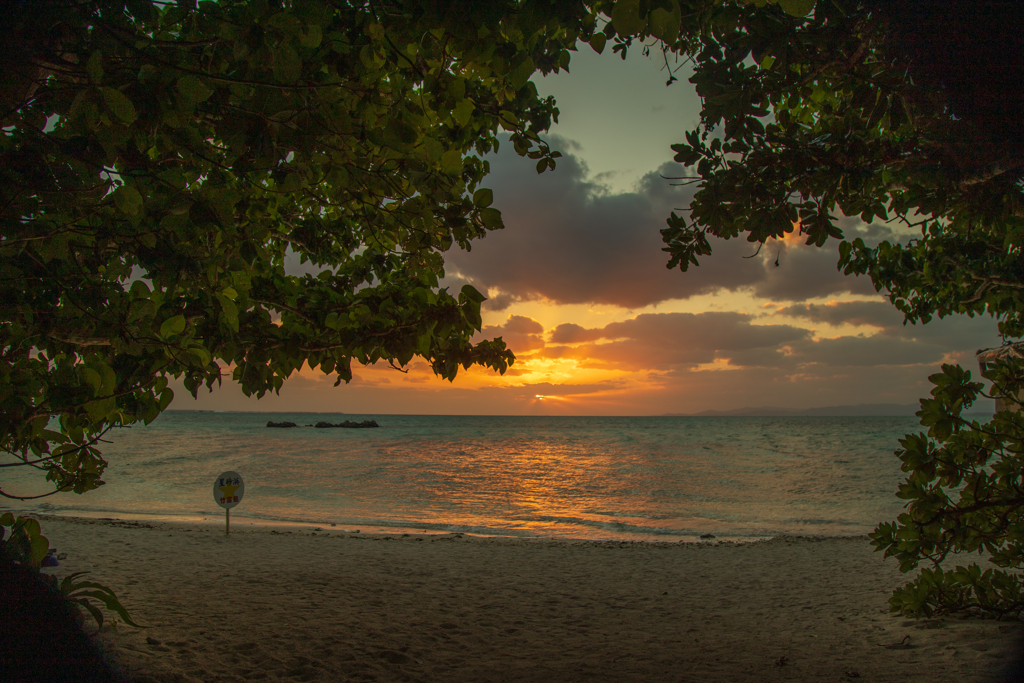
[419,138,444,163]
[159,315,186,338]
[301,24,323,48]
[218,295,239,329]
[498,111,520,131]
[359,44,385,70]
[610,0,647,36]
[383,118,419,149]
[176,75,214,106]
[89,589,143,628]
[460,284,486,304]
[648,1,681,44]
[76,599,106,630]
[29,534,49,566]
[440,149,464,176]
[778,0,815,17]
[21,518,41,539]
[267,12,303,34]
[84,398,116,423]
[453,98,475,127]
[80,368,103,393]
[101,88,137,124]
[113,185,143,217]
[273,44,302,83]
[472,188,493,208]
[189,346,212,367]
[86,51,104,84]
[158,387,174,411]
[479,207,503,230]
[94,360,117,395]
[509,57,535,90]
[589,34,607,55]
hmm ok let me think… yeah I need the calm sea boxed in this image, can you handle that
[1,412,923,541]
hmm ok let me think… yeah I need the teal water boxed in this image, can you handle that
[1,412,920,541]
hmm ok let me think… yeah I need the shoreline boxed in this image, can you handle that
[21,515,1024,682]
[10,507,796,544]
[26,511,776,546]
[13,508,838,545]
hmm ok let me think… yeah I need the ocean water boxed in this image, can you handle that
[1,412,922,541]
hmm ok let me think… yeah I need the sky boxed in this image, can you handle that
[170,46,1003,415]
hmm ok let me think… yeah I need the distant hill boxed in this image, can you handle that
[665,403,921,417]
[664,402,997,417]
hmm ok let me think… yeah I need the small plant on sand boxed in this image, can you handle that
[1,513,141,629]
[871,359,1024,618]
[56,571,141,630]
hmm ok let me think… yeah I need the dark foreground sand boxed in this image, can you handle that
[27,515,1024,682]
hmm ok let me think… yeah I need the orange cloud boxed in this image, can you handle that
[171,294,1002,416]
[478,315,546,353]
[545,312,809,371]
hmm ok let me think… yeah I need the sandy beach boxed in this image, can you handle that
[23,515,1024,682]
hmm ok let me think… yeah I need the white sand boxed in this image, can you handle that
[31,515,1023,682]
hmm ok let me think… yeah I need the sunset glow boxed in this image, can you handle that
[171,47,1001,416]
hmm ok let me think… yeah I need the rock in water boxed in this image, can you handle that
[314,420,379,429]
[266,421,298,428]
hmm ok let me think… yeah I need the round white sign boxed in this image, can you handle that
[213,471,244,509]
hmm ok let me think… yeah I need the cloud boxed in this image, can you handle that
[549,322,604,344]
[479,315,546,353]
[544,311,810,371]
[539,309,1000,376]
[510,381,623,397]
[445,135,888,308]
[749,213,908,302]
[596,312,806,348]
[788,335,946,368]
[775,300,1002,352]
[481,292,520,312]
[776,301,905,329]
[750,238,877,301]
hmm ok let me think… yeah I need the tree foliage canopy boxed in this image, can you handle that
[639,0,1024,618]
[0,0,601,498]
[870,360,1024,619]
[660,0,1024,336]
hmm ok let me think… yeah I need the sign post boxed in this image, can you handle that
[213,471,244,535]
